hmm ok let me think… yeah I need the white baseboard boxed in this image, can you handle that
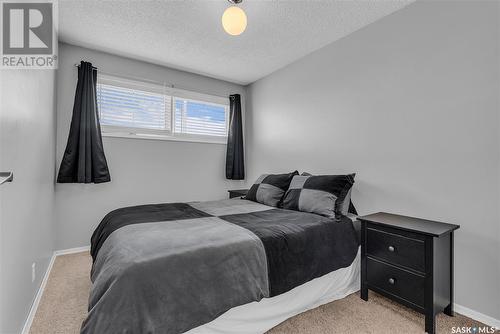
[21,245,499,333]
[20,252,56,334]
[53,245,90,256]
[21,245,90,334]
[454,303,500,329]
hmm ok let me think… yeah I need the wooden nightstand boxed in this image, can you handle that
[358,212,459,334]
[228,189,248,199]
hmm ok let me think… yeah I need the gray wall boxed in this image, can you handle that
[246,1,499,320]
[0,70,56,333]
[55,43,246,250]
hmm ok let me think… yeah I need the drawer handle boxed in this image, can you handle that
[388,278,396,285]
[388,246,395,252]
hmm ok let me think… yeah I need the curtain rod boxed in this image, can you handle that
[73,63,230,99]
[75,63,97,69]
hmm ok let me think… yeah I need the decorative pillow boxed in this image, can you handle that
[301,172,353,215]
[245,171,298,207]
[282,174,355,218]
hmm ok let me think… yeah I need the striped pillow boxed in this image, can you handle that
[281,174,355,218]
[245,171,298,207]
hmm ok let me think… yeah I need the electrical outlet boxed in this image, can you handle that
[32,263,36,283]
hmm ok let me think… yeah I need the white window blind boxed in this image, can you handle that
[96,74,229,143]
[174,98,228,137]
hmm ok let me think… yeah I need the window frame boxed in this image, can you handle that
[97,74,230,145]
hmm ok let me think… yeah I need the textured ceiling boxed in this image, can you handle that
[59,0,414,85]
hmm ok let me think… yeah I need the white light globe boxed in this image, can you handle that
[222,6,247,36]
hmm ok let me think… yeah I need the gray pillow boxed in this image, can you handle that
[301,172,353,215]
[245,171,298,207]
[282,174,355,218]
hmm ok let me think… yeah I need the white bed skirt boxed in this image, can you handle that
[187,247,361,334]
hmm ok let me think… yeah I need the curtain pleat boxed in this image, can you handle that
[225,94,245,180]
[57,61,110,183]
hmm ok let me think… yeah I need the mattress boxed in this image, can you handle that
[82,198,360,334]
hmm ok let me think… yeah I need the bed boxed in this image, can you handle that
[81,198,360,334]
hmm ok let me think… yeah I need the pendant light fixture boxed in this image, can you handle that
[222,0,247,36]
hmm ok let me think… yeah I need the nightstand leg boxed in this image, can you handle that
[425,314,435,334]
[444,303,453,316]
[360,221,368,301]
[360,285,368,301]
[444,232,454,316]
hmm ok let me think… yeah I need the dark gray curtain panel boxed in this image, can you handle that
[57,61,110,184]
[225,94,245,180]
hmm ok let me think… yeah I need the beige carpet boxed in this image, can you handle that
[29,251,486,334]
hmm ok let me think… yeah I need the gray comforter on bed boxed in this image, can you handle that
[81,199,359,334]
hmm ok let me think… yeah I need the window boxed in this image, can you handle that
[96,74,229,143]
[174,99,227,137]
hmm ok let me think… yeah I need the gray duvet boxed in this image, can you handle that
[82,199,359,334]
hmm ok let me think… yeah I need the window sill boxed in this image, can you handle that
[101,131,228,145]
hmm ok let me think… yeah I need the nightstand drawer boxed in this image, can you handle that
[366,227,425,272]
[367,258,424,308]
